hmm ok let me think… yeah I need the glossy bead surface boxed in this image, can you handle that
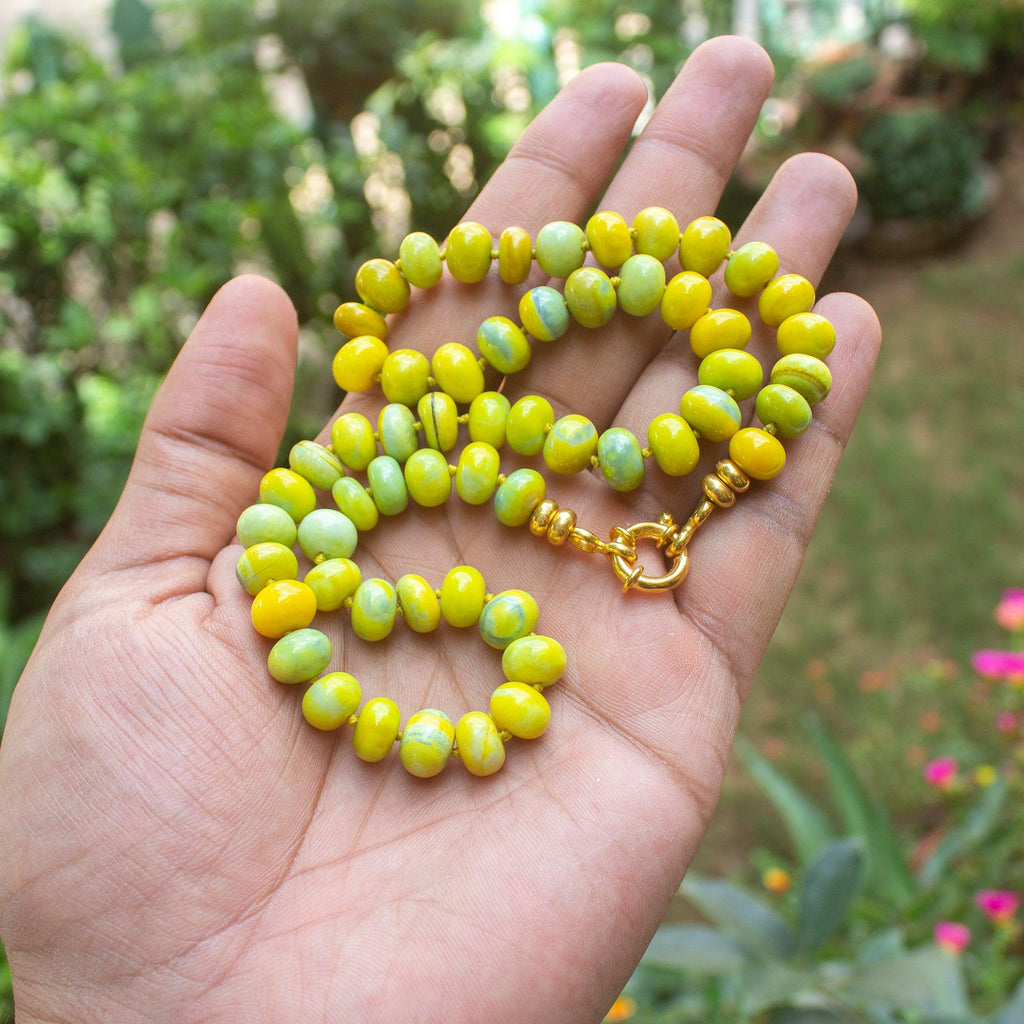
[236,503,297,549]
[304,557,361,611]
[543,414,598,475]
[378,403,419,463]
[333,335,389,392]
[729,427,786,480]
[467,391,510,449]
[333,301,388,342]
[380,348,431,406]
[519,286,570,342]
[477,316,531,375]
[236,542,299,596]
[758,274,815,327]
[440,565,487,628]
[597,427,645,492]
[724,241,779,298]
[755,383,812,438]
[617,254,666,316]
[770,353,832,405]
[501,633,567,685]
[506,395,553,456]
[455,712,505,777]
[679,385,742,442]
[697,349,764,400]
[647,413,700,477]
[268,628,332,685]
[564,267,616,328]
[351,578,398,641]
[585,210,633,268]
[259,468,316,523]
[297,508,358,562]
[444,222,493,284]
[689,308,752,359]
[455,441,501,505]
[679,216,731,276]
[331,477,379,532]
[355,258,410,314]
[490,682,551,739]
[494,468,546,526]
[288,440,344,491]
[776,312,836,359]
[352,697,401,762]
[535,220,587,278]
[396,574,441,633]
[331,412,376,472]
[302,672,361,731]
[479,589,540,649]
[498,225,532,285]
[404,447,452,507]
[660,271,713,330]
[431,342,485,404]
[400,709,455,778]
[398,231,443,289]
[417,391,459,452]
[251,579,318,638]
[366,455,408,516]
[633,206,680,261]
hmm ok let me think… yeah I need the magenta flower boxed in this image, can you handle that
[972,650,1024,680]
[996,711,1018,734]
[975,890,1020,924]
[995,588,1024,632]
[923,756,958,789]
[934,921,970,954]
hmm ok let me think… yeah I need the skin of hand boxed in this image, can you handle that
[0,36,880,1024]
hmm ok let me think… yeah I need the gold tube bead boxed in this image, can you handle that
[547,508,577,545]
[702,473,736,508]
[716,459,751,493]
[530,499,559,537]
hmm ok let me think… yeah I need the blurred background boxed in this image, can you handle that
[0,0,1022,1019]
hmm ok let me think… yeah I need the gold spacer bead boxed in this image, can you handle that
[530,499,559,537]
[702,473,736,508]
[716,459,751,493]
[546,507,577,545]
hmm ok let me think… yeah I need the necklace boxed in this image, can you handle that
[233,208,836,779]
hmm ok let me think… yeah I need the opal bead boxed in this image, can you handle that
[236,542,299,596]
[444,222,493,284]
[440,565,487,627]
[355,258,410,313]
[535,220,587,278]
[259,468,316,523]
[333,334,389,393]
[633,206,680,261]
[417,391,459,452]
[564,267,616,328]
[331,412,377,472]
[302,672,362,731]
[519,286,571,342]
[697,349,764,401]
[380,348,431,406]
[268,628,332,684]
[251,579,318,639]
[398,231,443,289]
[770,353,832,405]
[297,508,358,562]
[506,395,553,456]
[679,385,742,442]
[352,697,401,762]
[758,274,815,327]
[304,557,361,612]
[729,427,786,480]
[404,447,453,507]
[490,682,551,739]
[366,455,408,516]
[396,574,441,633]
[585,210,633,268]
[331,477,379,532]
[543,414,598,474]
[431,342,485,404]
[455,712,505,777]
[498,226,532,285]
[400,709,455,778]
[660,271,713,330]
[236,503,297,549]
[351,578,398,641]
[494,468,546,526]
[777,312,836,360]
[468,391,510,449]
[288,440,345,491]
[617,254,666,316]
[679,216,731,276]
[479,589,540,649]
[455,441,501,505]
[755,383,813,439]
[724,241,779,298]
[502,633,567,685]
[378,403,419,463]
[647,413,700,477]
[477,316,531,375]
[333,301,388,342]
[597,427,645,492]
[689,308,752,359]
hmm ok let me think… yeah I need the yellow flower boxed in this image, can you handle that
[974,764,998,787]
[605,995,637,1022]
[763,866,792,894]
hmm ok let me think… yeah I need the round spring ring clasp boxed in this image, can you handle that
[609,520,690,592]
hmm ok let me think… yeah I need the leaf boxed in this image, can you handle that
[856,927,905,964]
[681,874,797,959]
[740,959,820,1015]
[991,976,1024,1024]
[767,1010,847,1024]
[797,837,866,954]
[736,736,834,864]
[838,946,969,1016]
[640,924,745,975]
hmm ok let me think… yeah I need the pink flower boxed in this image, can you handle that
[934,921,971,954]
[923,756,958,789]
[995,589,1024,632]
[975,890,1020,924]
[996,711,1018,734]
[972,650,1024,680]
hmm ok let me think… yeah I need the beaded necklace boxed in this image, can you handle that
[234,207,836,780]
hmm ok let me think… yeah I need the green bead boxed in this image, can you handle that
[396,574,441,633]
[564,267,616,328]
[770,353,832,405]
[351,578,398,641]
[494,468,546,527]
[400,709,455,778]
[378,403,418,464]
[268,628,332,684]
[477,316,531,375]
[724,241,779,298]
[467,391,510,449]
[617,254,666,316]
[236,542,298,596]
[501,633,567,686]
[679,385,742,442]
[534,220,587,278]
[519,286,571,342]
[302,672,362,731]
[431,343,484,404]
[404,448,453,507]
[506,395,553,456]
[380,348,431,406]
[417,391,459,452]
[297,508,358,562]
[331,477,379,532]
[352,697,400,762]
[597,427,645,492]
[398,231,443,289]
[455,441,501,505]
[236,503,297,548]
[366,455,408,516]
[479,589,540,649]
[543,414,598,474]
[288,440,345,491]
[647,413,700,477]
[258,468,316,523]
[698,349,764,400]
[304,557,361,611]
[440,565,487,627]
[331,412,377,472]
[755,383,812,439]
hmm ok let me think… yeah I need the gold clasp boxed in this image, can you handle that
[608,514,690,592]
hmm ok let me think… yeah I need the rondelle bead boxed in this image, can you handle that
[490,681,551,739]
[597,427,645,492]
[380,348,431,406]
[535,220,587,278]
[501,633,567,686]
[366,455,408,516]
[564,267,617,328]
[236,503,297,549]
[519,286,571,342]
[633,206,680,261]
[289,440,345,491]
[724,241,779,298]
[729,426,786,480]
[236,542,299,596]
[404,447,453,507]
[351,577,398,641]
[697,349,764,400]
[506,395,554,456]
[679,216,731,276]
[378,403,419,463]
[498,225,532,285]
[444,222,493,284]
[689,308,752,359]
[259,467,317,523]
[758,274,816,327]
[755,383,813,439]
[770,353,832,405]
[455,441,501,505]
[396,573,441,633]
[333,301,388,342]
[455,712,505,777]
[417,391,460,452]
[585,210,633,268]
[302,672,362,731]
[617,254,666,316]
[268,628,332,685]
[304,557,361,612]
[543,414,598,475]
[440,565,487,627]
[297,508,358,562]
[494,468,546,527]
[333,335,389,393]
[647,413,700,477]
[400,709,455,778]
[251,579,319,639]
[479,589,540,649]
[355,258,410,314]
[679,385,742,442]
[776,312,836,360]
[331,412,377,472]
[431,342,485,404]
[467,391,510,449]
[477,316,532,375]
[398,231,443,289]
[332,477,379,532]
[352,696,401,762]
[660,271,713,330]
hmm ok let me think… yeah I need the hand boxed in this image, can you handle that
[0,36,880,1024]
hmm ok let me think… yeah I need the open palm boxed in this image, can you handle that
[0,37,880,1024]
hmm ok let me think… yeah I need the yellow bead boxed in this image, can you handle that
[455,712,505,777]
[352,697,401,762]
[398,231,442,289]
[468,391,510,449]
[632,206,680,261]
[331,412,377,472]
[378,402,419,463]
[585,210,633,268]
[333,301,388,342]
[758,274,815,328]
[431,342,485,404]
[660,271,713,330]
[477,316,531,375]
[355,257,410,314]
[259,467,317,523]
[679,385,742,442]
[689,308,752,359]
[490,681,551,739]
[647,413,700,477]
[417,391,459,452]
[724,242,779,298]
[302,672,362,731]
[288,440,345,491]
[251,579,318,639]
[332,335,389,393]
[331,477,379,531]
[440,565,486,628]
[729,427,786,480]
[494,468,546,527]
[479,589,539,649]
[498,226,532,285]
[444,222,493,284]
[617,254,666,317]
[535,220,587,278]
[543,414,598,474]
[770,353,832,405]
[679,216,732,276]
[235,542,299,596]
[501,633,567,685]
[304,557,361,612]
[455,441,501,505]
[380,348,431,406]
[396,574,441,633]
[697,349,764,401]
[351,578,398,641]
[404,447,453,507]
[776,312,836,360]
[400,709,455,778]
[564,267,616,328]
[506,395,553,456]
[519,286,570,342]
